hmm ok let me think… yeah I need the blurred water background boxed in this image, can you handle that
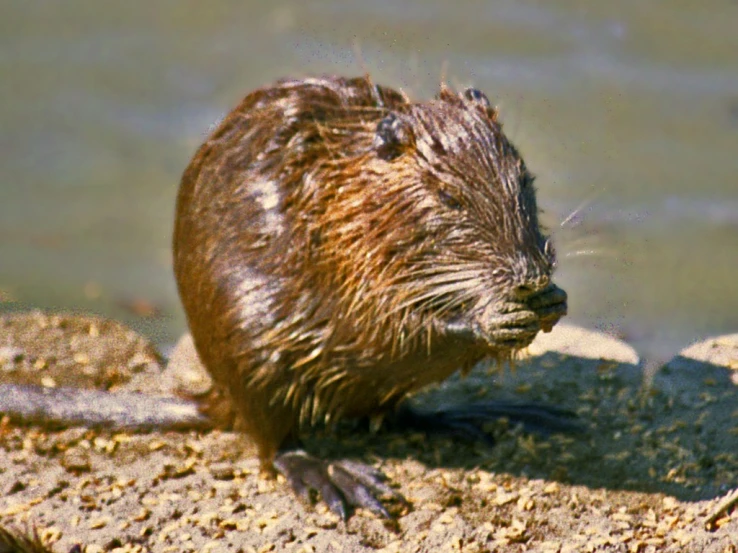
[1,0,737,361]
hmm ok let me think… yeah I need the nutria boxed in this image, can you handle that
[173,75,568,517]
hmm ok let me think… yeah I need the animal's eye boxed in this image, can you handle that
[438,189,463,210]
[462,87,491,108]
[544,239,556,260]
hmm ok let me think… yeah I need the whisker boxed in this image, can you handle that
[364,266,486,300]
[387,283,469,313]
[563,248,616,259]
[380,274,486,325]
[403,264,481,276]
[414,271,486,287]
[559,191,602,229]
[400,287,482,344]
[431,288,482,321]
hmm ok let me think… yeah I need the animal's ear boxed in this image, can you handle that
[374,113,414,161]
[437,85,458,104]
[461,87,499,122]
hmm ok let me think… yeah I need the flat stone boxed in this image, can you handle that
[528,323,639,365]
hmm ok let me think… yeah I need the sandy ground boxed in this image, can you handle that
[0,310,736,552]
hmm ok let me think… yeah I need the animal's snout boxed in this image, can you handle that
[511,274,550,302]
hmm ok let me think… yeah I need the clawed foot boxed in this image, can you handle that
[273,450,403,520]
[389,401,584,445]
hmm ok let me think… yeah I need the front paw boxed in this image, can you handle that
[480,307,541,350]
[527,284,567,332]
[441,283,567,351]
[442,310,539,351]
[442,317,485,343]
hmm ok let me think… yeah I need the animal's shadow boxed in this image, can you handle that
[306,350,737,503]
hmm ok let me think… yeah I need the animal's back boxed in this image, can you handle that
[173,76,415,459]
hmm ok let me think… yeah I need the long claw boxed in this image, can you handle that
[329,464,390,518]
[273,449,399,519]
[334,459,399,498]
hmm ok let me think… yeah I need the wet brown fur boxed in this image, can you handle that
[173,76,562,466]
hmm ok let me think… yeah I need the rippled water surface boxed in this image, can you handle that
[2,1,737,358]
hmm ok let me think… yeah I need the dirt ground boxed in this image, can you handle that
[0,311,736,552]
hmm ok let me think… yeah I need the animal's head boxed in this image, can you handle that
[310,83,567,354]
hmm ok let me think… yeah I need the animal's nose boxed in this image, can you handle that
[512,275,550,301]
